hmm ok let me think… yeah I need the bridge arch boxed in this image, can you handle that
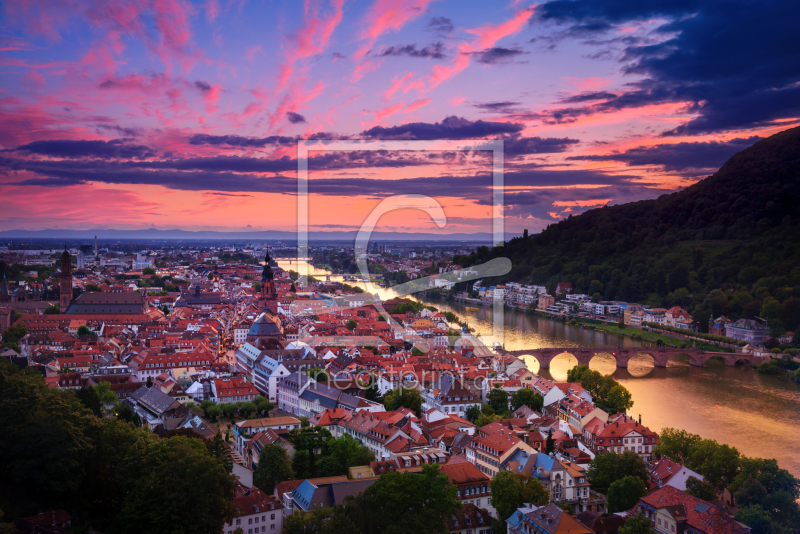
[549,352,580,381]
[587,351,618,374]
[626,352,656,377]
[518,354,542,374]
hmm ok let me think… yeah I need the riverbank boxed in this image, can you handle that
[509,308,732,352]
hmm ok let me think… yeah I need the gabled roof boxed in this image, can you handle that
[634,485,749,534]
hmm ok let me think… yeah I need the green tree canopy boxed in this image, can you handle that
[654,427,702,464]
[76,325,93,337]
[619,513,656,534]
[0,360,237,532]
[114,436,237,534]
[465,404,481,423]
[685,476,718,502]
[686,439,741,493]
[510,388,544,412]
[586,451,649,495]
[607,475,648,513]
[487,385,509,414]
[383,387,423,417]
[254,443,294,494]
[348,464,460,534]
[490,471,550,528]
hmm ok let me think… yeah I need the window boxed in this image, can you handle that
[249,519,253,524]
[271,514,275,520]
[255,517,259,523]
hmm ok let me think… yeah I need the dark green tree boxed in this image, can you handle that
[685,476,718,502]
[545,430,555,454]
[607,475,648,513]
[487,385,509,414]
[490,471,550,532]
[465,404,481,423]
[619,513,656,534]
[327,433,374,475]
[114,436,237,534]
[686,439,741,493]
[254,443,294,494]
[76,325,93,337]
[383,387,423,416]
[76,385,103,417]
[306,367,329,382]
[510,388,544,412]
[735,505,793,534]
[349,464,460,534]
[653,428,702,464]
[586,451,649,495]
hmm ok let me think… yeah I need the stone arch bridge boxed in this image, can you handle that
[505,347,765,369]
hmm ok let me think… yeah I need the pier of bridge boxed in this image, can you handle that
[504,347,764,369]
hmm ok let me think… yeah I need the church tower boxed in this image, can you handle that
[0,270,10,303]
[261,251,277,313]
[59,245,73,311]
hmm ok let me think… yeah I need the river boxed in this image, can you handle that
[278,261,800,478]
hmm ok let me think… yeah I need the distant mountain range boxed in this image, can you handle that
[0,228,508,243]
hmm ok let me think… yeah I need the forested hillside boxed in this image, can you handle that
[456,126,800,336]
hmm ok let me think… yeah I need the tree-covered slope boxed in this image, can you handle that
[457,126,800,335]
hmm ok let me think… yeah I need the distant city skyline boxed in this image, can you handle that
[1,0,797,234]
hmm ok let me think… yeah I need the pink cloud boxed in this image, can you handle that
[449,95,466,107]
[356,0,433,59]
[563,76,613,91]
[277,0,344,92]
[205,0,219,21]
[350,0,432,81]
[404,98,431,114]
[372,101,406,125]
[416,7,534,92]
[382,72,415,101]
[246,44,263,61]
[351,58,384,83]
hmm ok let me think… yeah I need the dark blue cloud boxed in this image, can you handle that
[536,0,800,134]
[567,136,762,175]
[473,47,526,64]
[361,115,524,140]
[425,16,454,36]
[194,81,213,92]
[473,101,522,113]
[14,139,157,159]
[286,112,307,124]
[558,91,617,103]
[188,134,296,148]
[378,43,446,59]
[503,135,580,156]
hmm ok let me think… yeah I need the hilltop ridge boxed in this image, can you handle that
[456,126,800,335]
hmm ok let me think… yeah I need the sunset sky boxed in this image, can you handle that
[1,0,798,236]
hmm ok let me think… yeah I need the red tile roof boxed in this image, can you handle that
[632,485,749,534]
